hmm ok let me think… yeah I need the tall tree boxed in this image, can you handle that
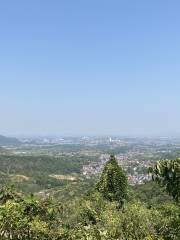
[96,155,128,205]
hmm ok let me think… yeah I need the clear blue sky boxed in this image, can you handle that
[0,0,180,136]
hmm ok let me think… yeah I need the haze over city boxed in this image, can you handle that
[1,0,180,136]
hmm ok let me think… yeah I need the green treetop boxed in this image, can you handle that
[96,155,128,205]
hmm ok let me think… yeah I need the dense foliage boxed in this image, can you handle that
[0,156,179,239]
[149,158,180,202]
[0,154,95,193]
[96,155,128,205]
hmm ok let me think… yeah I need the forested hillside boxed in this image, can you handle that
[0,156,179,239]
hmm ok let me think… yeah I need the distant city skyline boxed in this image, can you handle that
[1,1,180,136]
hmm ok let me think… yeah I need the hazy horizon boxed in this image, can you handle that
[1,1,180,136]
[3,132,180,140]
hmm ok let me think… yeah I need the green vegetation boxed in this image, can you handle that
[149,158,180,202]
[132,181,172,205]
[0,155,179,239]
[96,155,128,205]
[0,154,95,194]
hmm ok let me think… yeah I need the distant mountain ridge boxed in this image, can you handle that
[0,135,21,146]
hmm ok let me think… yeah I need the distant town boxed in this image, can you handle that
[1,135,180,186]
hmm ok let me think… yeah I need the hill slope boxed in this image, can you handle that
[0,135,20,146]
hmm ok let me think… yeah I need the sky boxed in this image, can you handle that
[0,0,180,137]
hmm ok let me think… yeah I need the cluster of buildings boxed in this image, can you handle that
[127,174,151,185]
[82,153,152,185]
